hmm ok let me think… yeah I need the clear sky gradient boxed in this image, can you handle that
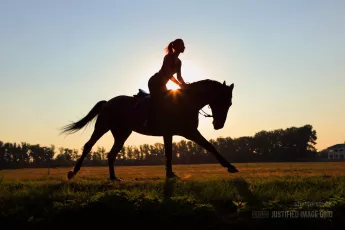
[1,0,344,153]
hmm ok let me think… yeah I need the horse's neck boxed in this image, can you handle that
[187,83,218,110]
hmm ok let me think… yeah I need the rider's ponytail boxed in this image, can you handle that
[165,41,174,54]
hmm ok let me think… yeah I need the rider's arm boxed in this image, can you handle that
[176,63,186,85]
[170,76,182,86]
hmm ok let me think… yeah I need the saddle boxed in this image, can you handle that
[132,88,179,113]
[133,89,150,99]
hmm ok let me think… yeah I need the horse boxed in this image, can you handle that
[60,79,239,181]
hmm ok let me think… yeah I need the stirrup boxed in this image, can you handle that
[143,119,154,128]
[143,119,148,127]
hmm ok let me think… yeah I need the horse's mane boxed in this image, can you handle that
[178,79,223,95]
[188,79,222,88]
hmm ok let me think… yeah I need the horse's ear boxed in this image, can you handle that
[223,81,226,86]
[229,83,234,90]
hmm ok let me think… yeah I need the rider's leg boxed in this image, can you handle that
[147,84,167,129]
[145,80,160,128]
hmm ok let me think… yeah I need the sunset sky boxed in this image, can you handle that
[1,0,344,153]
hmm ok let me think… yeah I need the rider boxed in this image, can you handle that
[145,38,187,129]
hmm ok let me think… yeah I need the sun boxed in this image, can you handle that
[166,60,207,90]
[166,81,181,90]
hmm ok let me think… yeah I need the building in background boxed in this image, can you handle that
[326,143,345,160]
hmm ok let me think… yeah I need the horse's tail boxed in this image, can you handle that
[60,100,107,135]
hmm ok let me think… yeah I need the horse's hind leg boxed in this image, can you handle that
[67,118,109,180]
[107,128,132,181]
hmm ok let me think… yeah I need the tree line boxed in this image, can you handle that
[0,124,318,169]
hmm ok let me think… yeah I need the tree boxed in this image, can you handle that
[97,146,107,160]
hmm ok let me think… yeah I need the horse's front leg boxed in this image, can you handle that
[163,135,179,179]
[183,130,239,173]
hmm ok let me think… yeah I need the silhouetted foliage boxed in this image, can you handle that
[0,124,319,169]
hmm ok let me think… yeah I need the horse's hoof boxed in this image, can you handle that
[228,166,239,173]
[67,170,76,180]
[109,177,124,182]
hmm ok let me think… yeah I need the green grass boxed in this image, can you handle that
[1,162,345,229]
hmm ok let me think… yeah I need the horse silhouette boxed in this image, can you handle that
[61,79,239,181]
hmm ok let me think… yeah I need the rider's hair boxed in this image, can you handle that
[165,38,183,54]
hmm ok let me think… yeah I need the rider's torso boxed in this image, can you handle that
[153,54,181,85]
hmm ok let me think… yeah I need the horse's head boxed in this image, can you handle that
[209,81,234,130]
[176,79,234,130]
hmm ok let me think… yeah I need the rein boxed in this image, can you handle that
[199,108,213,118]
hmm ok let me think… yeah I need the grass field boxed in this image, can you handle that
[1,162,345,229]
